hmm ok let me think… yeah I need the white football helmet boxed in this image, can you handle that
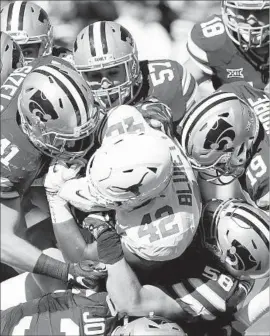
[201,198,269,280]
[86,132,173,211]
[112,316,186,336]
[179,91,259,185]
[222,0,270,49]
[1,1,53,63]
[18,60,100,161]
[73,21,141,110]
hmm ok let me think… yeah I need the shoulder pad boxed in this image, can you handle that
[189,15,227,52]
[98,105,150,144]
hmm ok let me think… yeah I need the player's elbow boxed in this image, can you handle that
[184,58,208,85]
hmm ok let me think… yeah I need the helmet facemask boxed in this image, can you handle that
[9,26,53,64]
[79,53,141,110]
[222,0,270,49]
[19,106,98,161]
[194,137,254,185]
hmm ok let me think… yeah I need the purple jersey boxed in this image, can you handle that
[187,15,269,90]
[1,290,119,336]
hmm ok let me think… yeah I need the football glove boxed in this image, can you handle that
[45,159,85,195]
[67,260,107,290]
[135,98,174,137]
[83,212,123,265]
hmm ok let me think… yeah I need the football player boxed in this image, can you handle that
[179,90,269,213]
[185,0,269,92]
[0,289,186,336]
[0,1,73,64]
[73,21,199,125]
[1,57,102,290]
[44,105,201,270]
[0,31,24,84]
[67,198,261,333]
[219,81,269,212]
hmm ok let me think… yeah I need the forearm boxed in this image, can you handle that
[1,233,43,272]
[106,259,184,320]
[53,218,98,262]
[107,259,142,311]
[48,194,98,262]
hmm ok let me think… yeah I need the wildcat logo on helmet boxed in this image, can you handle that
[226,239,259,272]
[29,89,59,122]
[203,118,236,150]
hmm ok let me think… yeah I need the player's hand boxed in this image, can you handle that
[67,260,107,290]
[82,211,116,234]
[45,159,84,195]
[135,98,174,136]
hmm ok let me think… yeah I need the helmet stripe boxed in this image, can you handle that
[6,1,15,31]
[181,92,238,150]
[18,1,27,30]
[34,68,83,126]
[49,64,89,119]
[88,23,96,57]
[237,205,269,243]
[226,212,269,250]
[100,21,108,54]
[10,1,22,31]
[40,65,89,125]
[93,21,104,57]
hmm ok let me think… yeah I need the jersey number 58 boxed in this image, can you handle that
[203,265,234,292]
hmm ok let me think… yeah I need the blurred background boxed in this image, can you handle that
[1,0,221,64]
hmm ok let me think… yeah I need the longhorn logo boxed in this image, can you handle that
[111,172,148,196]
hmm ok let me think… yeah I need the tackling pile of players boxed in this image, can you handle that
[0,1,269,335]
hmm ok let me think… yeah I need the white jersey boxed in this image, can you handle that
[60,105,202,261]
[116,138,202,261]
